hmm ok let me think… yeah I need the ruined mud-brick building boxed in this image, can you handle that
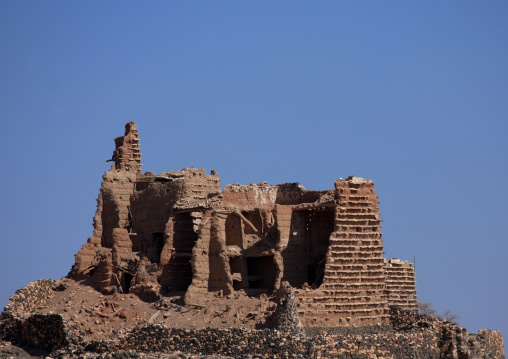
[72,122,417,327]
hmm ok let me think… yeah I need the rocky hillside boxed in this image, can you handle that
[1,278,504,358]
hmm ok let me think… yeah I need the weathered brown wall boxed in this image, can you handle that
[130,177,183,256]
[207,212,231,293]
[72,123,141,276]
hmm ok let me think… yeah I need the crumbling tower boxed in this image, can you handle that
[111,121,142,172]
[71,122,142,281]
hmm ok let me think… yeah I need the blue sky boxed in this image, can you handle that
[1,1,507,337]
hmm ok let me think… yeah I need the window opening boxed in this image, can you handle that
[121,272,133,293]
[242,212,262,234]
[161,212,199,292]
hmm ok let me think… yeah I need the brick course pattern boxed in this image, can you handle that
[385,258,417,311]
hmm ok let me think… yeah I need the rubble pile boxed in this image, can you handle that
[63,324,445,358]
[3,279,56,317]
[0,314,67,352]
[1,294,503,358]
[270,283,305,338]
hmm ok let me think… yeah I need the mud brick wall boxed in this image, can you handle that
[223,183,330,208]
[100,171,138,248]
[72,122,141,276]
[276,205,306,289]
[296,177,388,327]
[223,182,280,208]
[176,168,222,210]
[179,211,231,302]
[71,169,137,276]
[130,168,221,258]
[272,185,329,205]
[182,211,214,303]
[275,204,292,242]
[208,213,232,293]
[183,211,234,304]
[130,178,182,254]
[101,122,142,248]
[103,122,142,239]
[385,258,417,311]
[328,177,388,326]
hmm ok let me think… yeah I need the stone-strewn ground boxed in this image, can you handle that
[80,325,437,358]
[1,279,505,359]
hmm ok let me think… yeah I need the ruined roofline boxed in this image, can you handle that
[336,176,373,184]
[386,258,414,266]
[106,122,378,190]
[138,169,369,197]
[223,177,376,195]
[224,182,302,193]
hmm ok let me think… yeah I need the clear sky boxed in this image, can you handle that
[1,1,507,337]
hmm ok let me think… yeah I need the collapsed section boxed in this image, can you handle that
[281,207,334,289]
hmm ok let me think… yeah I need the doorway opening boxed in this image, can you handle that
[121,272,133,293]
[160,212,199,292]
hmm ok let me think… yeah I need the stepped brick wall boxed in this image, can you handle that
[329,177,388,325]
[385,258,417,312]
[71,122,419,327]
[294,178,389,327]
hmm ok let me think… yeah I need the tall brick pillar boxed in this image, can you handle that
[323,176,389,326]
